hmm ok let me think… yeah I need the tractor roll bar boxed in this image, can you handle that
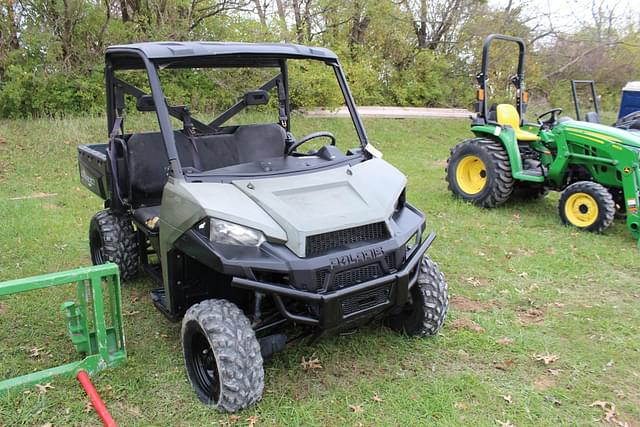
[478,34,527,122]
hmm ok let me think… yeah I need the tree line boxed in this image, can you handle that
[0,0,638,118]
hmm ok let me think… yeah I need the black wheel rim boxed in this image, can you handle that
[89,227,105,264]
[189,330,221,404]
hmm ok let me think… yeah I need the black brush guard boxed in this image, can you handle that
[232,232,435,329]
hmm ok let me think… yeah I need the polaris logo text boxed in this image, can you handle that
[329,247,384,267]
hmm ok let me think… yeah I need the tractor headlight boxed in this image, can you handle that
[198,218,266,247]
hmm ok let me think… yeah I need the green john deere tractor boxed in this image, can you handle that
[446,34,640,247]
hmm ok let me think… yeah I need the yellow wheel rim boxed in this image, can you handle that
[564,193,599,227]
[455,155,487,195]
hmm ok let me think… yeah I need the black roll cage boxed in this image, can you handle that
[104,50,370,182]
[476,34,527,124]
[571,79,600,121]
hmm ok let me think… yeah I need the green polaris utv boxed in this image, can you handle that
[446,34,640,247]
[78,41,448,412]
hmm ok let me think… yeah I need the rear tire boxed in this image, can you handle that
[182,299,264,412]
[89,210,139,281]
[446,137,514,207]
[559,181,615,232]
[385,256,448,337]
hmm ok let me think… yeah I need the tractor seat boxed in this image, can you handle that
[133,205,161,231]
[496,104,539,142]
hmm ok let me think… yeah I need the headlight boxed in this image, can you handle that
[199,218,266,247]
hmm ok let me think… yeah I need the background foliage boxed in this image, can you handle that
[0,0,639,118]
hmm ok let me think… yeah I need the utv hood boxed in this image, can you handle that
[233,158,407,257]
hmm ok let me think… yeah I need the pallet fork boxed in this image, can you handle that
[0,263,126,392]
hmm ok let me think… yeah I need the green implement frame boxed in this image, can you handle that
[0,263,126,393]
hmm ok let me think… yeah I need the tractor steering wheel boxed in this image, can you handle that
[537,108,563,128]
[287,131,336,154]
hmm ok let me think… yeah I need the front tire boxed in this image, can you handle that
[386,256,449,337]
[89,209,139,281]
[181,299,264,412]
[446,137,514,207]
[559,181,615,232]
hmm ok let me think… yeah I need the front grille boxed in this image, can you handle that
[385,253,396,270]
[315,263,383,291]
[334,264,380,289]
[341,285,391,317]
[305,222,389,257]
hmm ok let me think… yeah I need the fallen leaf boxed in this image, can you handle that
[517,308,545,325]
[371,395,384,403]
[615,390,625,399]
[496,420,515,427]
[83,401,92,413]
[534,353,559,365]
[502,394,512,404]
[349,404,364,413]
[518,271,528,278]
[123,310,140,316]
[590,401,628,426]
[544,395,561,406]
[29,347,46,358]
[451,317,485,333]
[301,356,322,371]
[228,415,241,423]
[495,359,515,371]
[40,423,52,427]
[454,401,467,410]
[246,415,259,427]
[546,368,562,376]
[0,302,6,314]
[497,337,514,345]
[35,383,54,393]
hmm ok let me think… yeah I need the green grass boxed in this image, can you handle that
[1,115,639,426]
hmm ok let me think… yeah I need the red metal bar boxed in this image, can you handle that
[76,370,118,427]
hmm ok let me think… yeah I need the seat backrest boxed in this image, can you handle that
[585,111,601,124]
[126,124,286,202]
[234,124,286,163]
[196,123,286,171]
[126,131,195,199]
[496,104,522,130]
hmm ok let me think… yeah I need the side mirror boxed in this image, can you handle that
[136,94,155,112]
[244,90,269,106]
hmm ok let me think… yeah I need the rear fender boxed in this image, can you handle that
[471,125,537,182]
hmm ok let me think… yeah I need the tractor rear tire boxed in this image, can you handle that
[385,256,448,337]
[182,299,264,412]
[89,210,139,281]
[559,181,615,232]
[446,137,514,207]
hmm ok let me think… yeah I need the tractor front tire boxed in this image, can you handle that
[446,137,514,207]
[182,299,264,412]
[559,181,615,232]
[89,210,139,281]
[385,256,448,337]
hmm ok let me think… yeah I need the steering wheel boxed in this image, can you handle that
[287,131,336,154]
[537,108,563,127]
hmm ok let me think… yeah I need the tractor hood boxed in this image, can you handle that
[232,158,407,257]
[559,120,640,150]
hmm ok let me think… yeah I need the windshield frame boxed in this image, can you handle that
[105,51,370,180]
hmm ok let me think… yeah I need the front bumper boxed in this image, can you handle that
[232,231,434,329]
[173,203,431,330]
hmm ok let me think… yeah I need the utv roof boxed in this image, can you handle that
[106,41,339,69]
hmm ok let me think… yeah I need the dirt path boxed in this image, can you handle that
[304,106,472,119]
